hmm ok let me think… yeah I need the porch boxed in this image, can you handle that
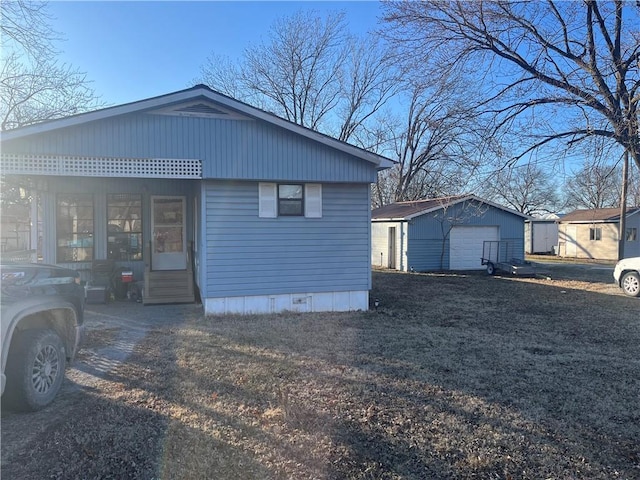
[1,156,202,306]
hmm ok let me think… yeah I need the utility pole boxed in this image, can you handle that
[618,150,629,261]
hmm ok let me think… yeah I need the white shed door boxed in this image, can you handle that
[450,226,499,270]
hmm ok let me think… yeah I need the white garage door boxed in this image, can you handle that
[450,226,499,270]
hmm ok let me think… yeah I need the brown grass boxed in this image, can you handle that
[2,271,639,479]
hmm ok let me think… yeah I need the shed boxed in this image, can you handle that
[525,215,560,254]
[557,207,640,260]
[0,85,393,314]
[371,195,528,272]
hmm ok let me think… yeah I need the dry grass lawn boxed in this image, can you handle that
[2,270,639,479]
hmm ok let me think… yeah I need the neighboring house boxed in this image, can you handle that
[557,207,640,260]
[0,85,393,314]
[371,195,528,272]
[525,214,561,255]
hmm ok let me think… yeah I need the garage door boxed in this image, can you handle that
[449,226,499,270]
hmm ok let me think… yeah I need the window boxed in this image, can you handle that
[57,194,94,262]
[278,184,304,216]
[259,183,322,218]
[107,194,143,261]
[589,227,602,241]
[626,227,638,242]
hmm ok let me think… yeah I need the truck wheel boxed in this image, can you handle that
[621,271,640,297]
[4,329,66,411]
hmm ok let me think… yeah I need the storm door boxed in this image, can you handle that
[151,196,186,270]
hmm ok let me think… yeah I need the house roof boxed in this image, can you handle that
[0,84,394,169]
[371,195,529,221]
[560,207,640,223]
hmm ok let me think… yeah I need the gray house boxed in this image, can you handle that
[0,85,392,314]
[372,195,528,272]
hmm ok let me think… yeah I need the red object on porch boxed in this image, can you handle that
[121,270,134,283]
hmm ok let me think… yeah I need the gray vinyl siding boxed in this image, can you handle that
[3,113,377,183]
[406,202,525,271]
[203,180,371,297]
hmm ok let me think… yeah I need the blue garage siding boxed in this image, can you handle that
[203,181,371,297]
[406,201,525,271]
[3,114,377,183]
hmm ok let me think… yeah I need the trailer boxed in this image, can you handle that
[481,240,538,276]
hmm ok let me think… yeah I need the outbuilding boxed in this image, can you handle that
[525,215,560,255]
[0,85,393,314]
[371,195,528,272]
[557,207,640,260]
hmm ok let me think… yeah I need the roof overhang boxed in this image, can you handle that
[371,218,409,222]
[560,219,618,224]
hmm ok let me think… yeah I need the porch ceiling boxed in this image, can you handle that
[1,154,202,179]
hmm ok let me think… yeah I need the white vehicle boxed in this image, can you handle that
[613,257,640,297]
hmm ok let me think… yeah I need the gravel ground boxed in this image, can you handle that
[1,265,638,479]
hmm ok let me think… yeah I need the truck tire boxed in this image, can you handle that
[4,329,66,411]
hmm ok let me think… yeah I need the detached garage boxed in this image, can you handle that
[371,195,527,272]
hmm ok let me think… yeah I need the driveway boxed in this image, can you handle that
[526,256,615,284]
[71,301,203,387]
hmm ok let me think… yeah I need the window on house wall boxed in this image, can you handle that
[626,227,638,242]
[278,184,304,216]
[258,183,322,218]
[107,194,143,261]
[589,227,602,241]
[57,194,94,262]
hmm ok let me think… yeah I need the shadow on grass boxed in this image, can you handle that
[173,270,639,478]
[5,272,637,479]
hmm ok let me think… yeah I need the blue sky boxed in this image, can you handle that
[48,1,384,106]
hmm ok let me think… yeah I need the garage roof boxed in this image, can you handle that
[372,195,529,221]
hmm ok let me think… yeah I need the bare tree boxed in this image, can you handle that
[563,161,622,209]
[197,10,397,146]
[484,162,560,216]
[628,162,640,206]
[334,36,399,143]
[1,0,55,58]
[432,197,489,270]
[383,1,640,171]
[0,0,103,130]
[389,82,481,203]
[241,11,346,131]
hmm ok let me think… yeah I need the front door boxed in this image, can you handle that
[151,196,186,270]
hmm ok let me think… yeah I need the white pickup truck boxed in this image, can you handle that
[613,257,640,297]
